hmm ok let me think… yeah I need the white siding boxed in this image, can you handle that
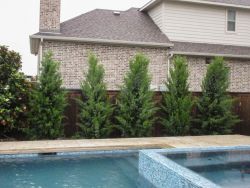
[148,2,164,32]
[153,0,250,47]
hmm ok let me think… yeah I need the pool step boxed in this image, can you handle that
[113,157,138,182]
[123,156,138,168]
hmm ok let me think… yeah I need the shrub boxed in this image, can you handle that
[77,54,113,139]
[27,52,67,139]
[193,57,240,135]
[116,54,157,137]
[161,56,193,136]
[0,46,30,137]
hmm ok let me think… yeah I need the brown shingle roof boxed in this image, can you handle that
[201,0,250,6]
[172,41,250,58]
[36,8,171,45]
[32,7,250,58]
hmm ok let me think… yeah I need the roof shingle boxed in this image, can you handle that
[201,0,250,6]
[36,8,171,45]
[172,41,250,58]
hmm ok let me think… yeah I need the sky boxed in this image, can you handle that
[0,0,149,76]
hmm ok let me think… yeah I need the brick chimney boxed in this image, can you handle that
[39,0,61,33]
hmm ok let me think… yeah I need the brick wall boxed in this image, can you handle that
[40,0,61,32]
[41,40,250,92]
[186,56,250,92]
[42,40,169,90]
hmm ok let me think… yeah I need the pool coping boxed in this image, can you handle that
[0,135,250,155]
[0,143,171,155]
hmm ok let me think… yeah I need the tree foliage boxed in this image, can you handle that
[194,57,240,135]
[161,56,193,136]
[116,54,157,137]
[0,46,30,137]
[28,52,67,139]
[77,54,113,139]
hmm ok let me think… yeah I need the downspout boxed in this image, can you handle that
[167,52,174,80]
[160,51,173,92]
[37,38,43,77]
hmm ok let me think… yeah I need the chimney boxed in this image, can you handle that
[39,0,61,33]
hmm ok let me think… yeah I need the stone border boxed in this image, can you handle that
[139,146,250,188]
[1,135,250,155]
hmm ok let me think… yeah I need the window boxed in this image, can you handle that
[227,10,236,32]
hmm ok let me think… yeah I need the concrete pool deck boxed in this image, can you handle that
[0,135,249,155]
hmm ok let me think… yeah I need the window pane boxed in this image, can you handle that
[228,21,236,31]
[228,10,236,21]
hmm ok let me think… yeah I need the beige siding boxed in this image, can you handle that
[148,2,164,32]
[159,0,250,47]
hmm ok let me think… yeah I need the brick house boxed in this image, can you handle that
[30,0,250,135]
[30,0,250,93]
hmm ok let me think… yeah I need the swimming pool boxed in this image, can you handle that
[0,150,154,188]
[139,146,250,188]
[2,146,250,188]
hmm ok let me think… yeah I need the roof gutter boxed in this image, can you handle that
[30,35,174,55]
[30,35,250,59]
[172,51,250,59]
[140,0,250,11]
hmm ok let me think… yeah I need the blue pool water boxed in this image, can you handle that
[166,149,250,188]
[0,152,154,188]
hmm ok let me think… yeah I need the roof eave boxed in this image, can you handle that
[172,51,250,59]
[30,36,41,55]
[30,35,173,52]
[140,0,161,12]
[140,0,250,12]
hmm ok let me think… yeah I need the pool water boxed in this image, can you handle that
[166,149,250,188]
[0,153,154,188]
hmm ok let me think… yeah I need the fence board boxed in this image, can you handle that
[64,91,250,137]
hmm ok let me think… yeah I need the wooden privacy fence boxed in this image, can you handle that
[232,93,250,135]
[64,90,250,137]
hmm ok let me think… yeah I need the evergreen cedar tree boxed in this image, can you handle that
[77,54,113,139]
[161,56,193,136]
[193,57,240,135]
[0,46,240,139]
[0,46,30,137]
[116,54,157,137]
[28,52,67,139]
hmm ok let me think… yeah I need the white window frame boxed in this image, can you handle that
[226,9,237,33]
